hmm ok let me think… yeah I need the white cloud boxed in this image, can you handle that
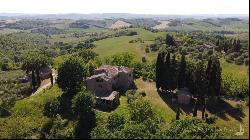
[0,0,248,15]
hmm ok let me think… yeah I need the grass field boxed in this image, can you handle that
[0,28,22,34]
[93,28,166,61]
[220,58,249,82]
[0,75,248,138]
[134,78,249,139]
[95,78,249,138]
[0,70,25,81]
[0,85,62,138]
[53,54,71,70]
[66,27,108,33]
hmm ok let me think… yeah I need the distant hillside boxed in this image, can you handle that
[0,13,248,20]
[109,20,131,29]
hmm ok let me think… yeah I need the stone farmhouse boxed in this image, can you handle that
[85,65,133,108]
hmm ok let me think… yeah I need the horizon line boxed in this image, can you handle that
[0,12,249,16]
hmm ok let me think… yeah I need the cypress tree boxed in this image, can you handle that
[166,34,176,46]
[50,73,53,85]
[193,100,198,117]
[163,51,170,91]
[177,54,186,89]
[206,57,212,97]
[31,70,36,90]
[193,60,208,99]
[169,54,177,90]
[202,98,206,119]
[156,51,164,91]
[176,107,180,120]
[36,68,41,87]
[208,56,222,98]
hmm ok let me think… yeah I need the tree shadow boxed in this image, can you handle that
[157,90,178,112]
[178,100,195,116]
[206,99,245,122]
[158,89,195,115]
[0,107,11,118]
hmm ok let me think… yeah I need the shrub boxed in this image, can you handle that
[225,55,234,63]
[105,52,135,67]
[145,48,150,53]
[1,63,14,71]
[244,58,249,66]
[106,113,126,131]
[40,119,54,139]
[139,91,146,97]
[165,118,226,139]
[205,115,217,124]
[43,98,60,118]
[125,90,137,103]
[0,106,11,117]
[129,98,154,123]
[234,56,244,65]
[47,115,74,139]
[91,126,114,139]
[142,57,147,63]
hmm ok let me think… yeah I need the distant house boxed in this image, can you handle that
[86,65,133,108]
[18,76,31,83]
[173,87,192,105]
[17,65,52,83]
[197,43,215,51]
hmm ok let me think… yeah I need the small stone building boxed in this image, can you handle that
[174,87,192,105]
[39,65,52,80]
[96,91,119,108]
[18,65,52,83]
[86,65,133,108]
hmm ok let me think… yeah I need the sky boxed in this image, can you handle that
[0,0,249,15]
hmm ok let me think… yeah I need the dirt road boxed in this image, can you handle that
[31,69,57,96]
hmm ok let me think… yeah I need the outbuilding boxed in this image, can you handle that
[174,87,192,105]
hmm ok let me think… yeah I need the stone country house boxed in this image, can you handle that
[85,65,133,108]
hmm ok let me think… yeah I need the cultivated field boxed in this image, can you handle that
[152,20,170,29]
[109,20,131,29]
